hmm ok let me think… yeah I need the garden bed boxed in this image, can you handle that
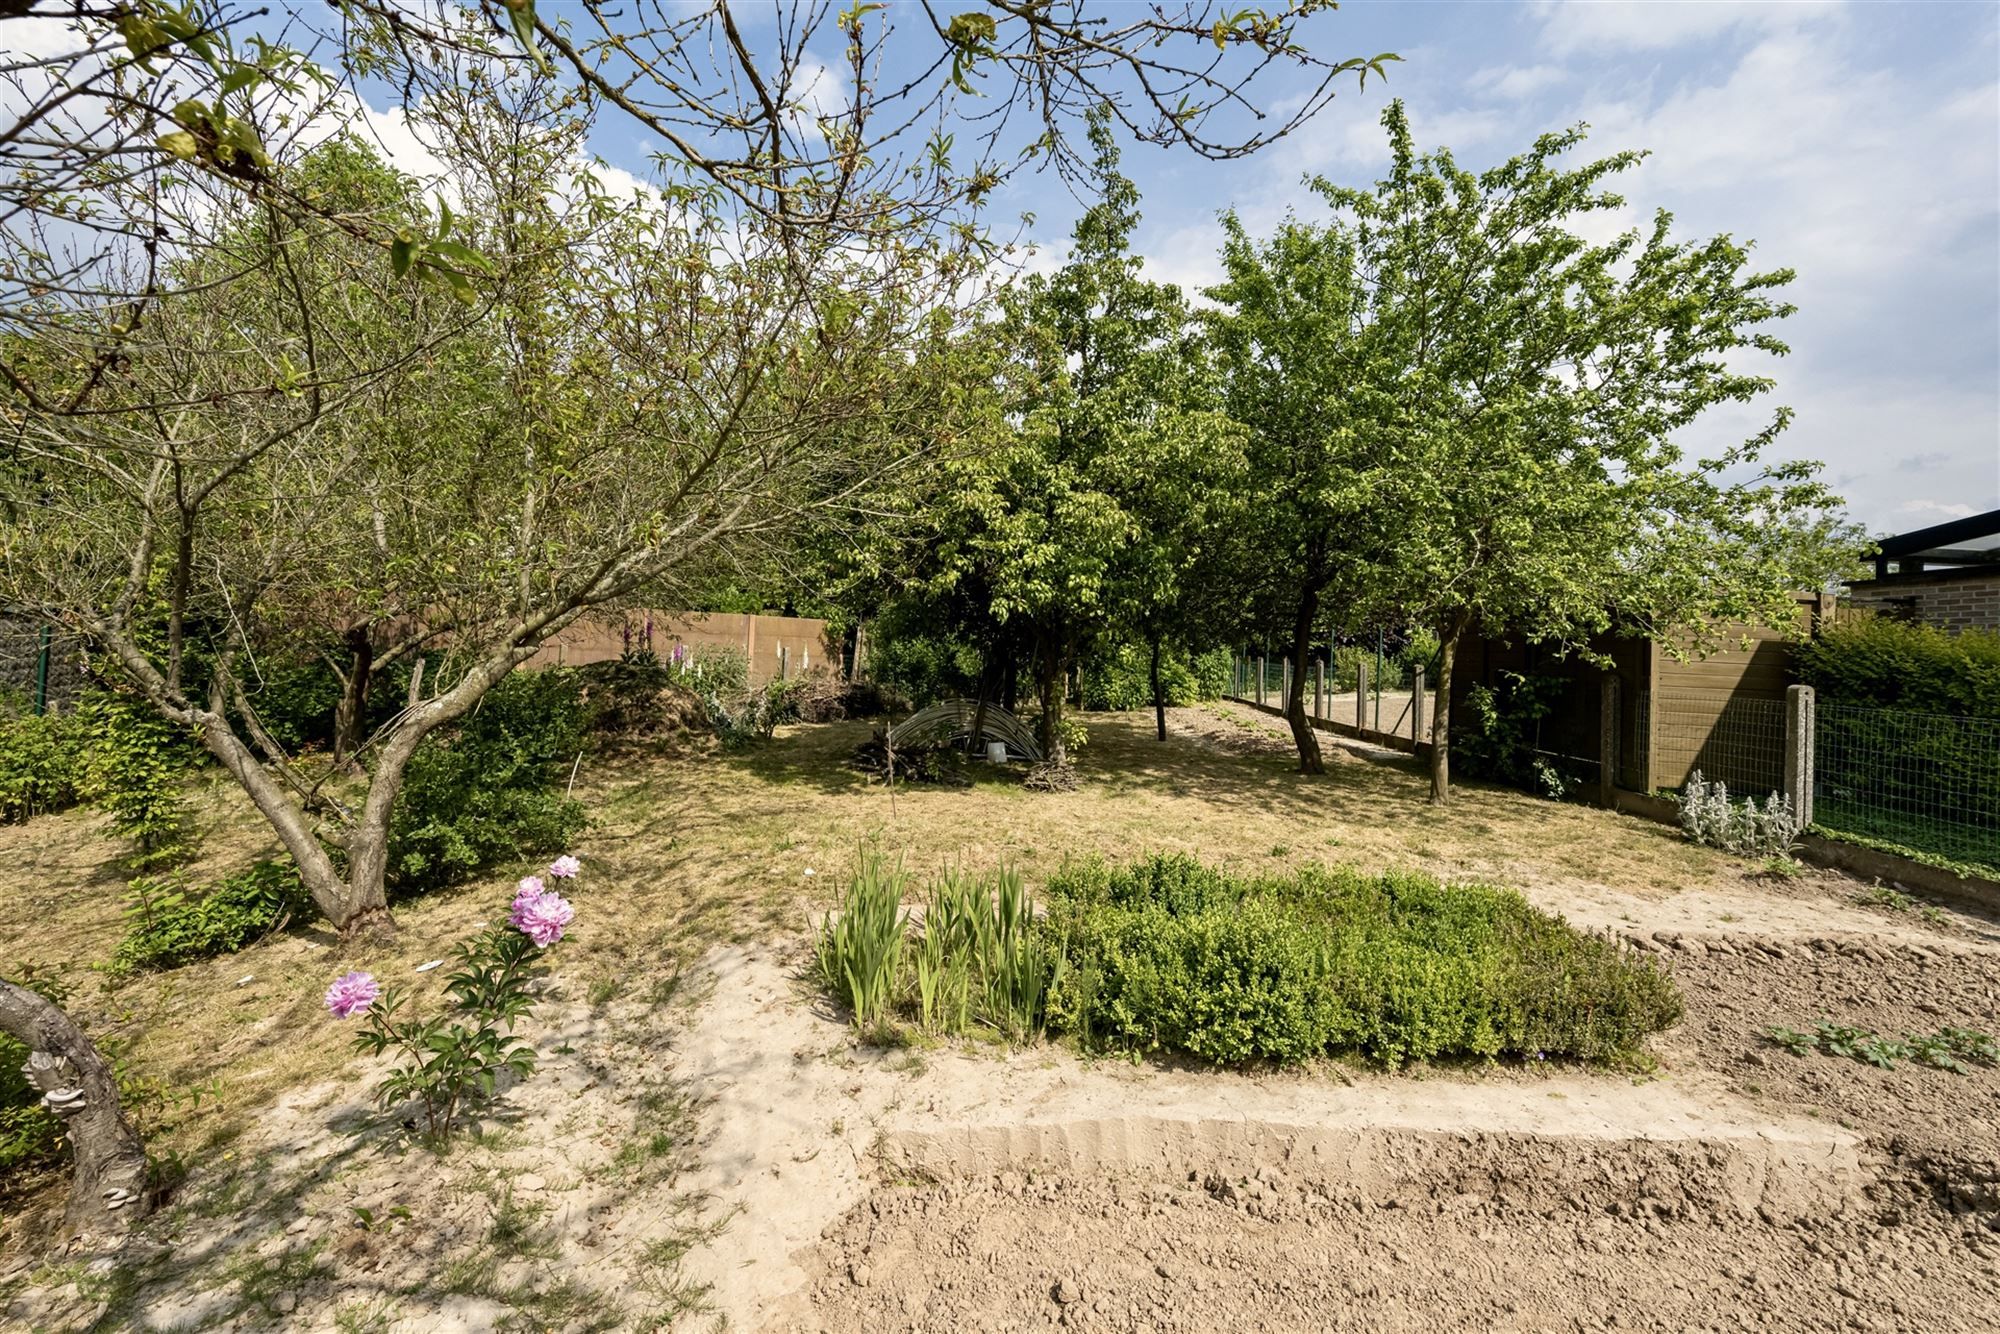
[3,708,1998,1331]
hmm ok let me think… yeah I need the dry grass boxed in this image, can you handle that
[0,700,1753,1247]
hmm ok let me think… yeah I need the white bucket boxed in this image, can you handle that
[986,741,1008,765]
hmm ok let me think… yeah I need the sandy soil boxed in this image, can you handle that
[803,933,2000,1334]
[5,919,1996,1333]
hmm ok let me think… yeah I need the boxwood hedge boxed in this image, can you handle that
[1045,854,1681,1068]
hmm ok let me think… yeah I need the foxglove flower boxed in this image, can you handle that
[325,971,379,1020]
[547,854,581,880]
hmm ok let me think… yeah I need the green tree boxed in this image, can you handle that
[2,84,970,932]
[4,6,1394,924]
[1206,208,1397,771]
[897,112,1245,760]
[1319,103,1860,802]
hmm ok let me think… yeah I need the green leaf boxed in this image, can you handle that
[945,12,997,47]
[502,0,550,72]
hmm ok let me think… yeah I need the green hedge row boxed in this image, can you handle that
[1080,643,1232,712]
[1794,616,2000,719]
[1045,855,1681,1068]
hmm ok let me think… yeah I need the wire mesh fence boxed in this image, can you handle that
[1814,703,2000,873]
[1223,655,1998,877]
[1653,691,1787,796]
[1227,652,1437,745]
[1624,689,1651,793]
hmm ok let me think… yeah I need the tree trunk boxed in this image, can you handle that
[1428,614,1465,806]
[0,981,150,1240]
[969,646,996,756]
[1037,644,1065,763]
[1286,588,1324,774]
[90,609,555,937]
[195,698,365,928]
[332,626,374,766]
[1149,633,1167,743]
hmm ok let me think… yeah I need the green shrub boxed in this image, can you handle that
[237,653,346,753]
[1399,627,1441,681]
[864,626,980,708]
[0,706,83,823]
[231,647,439,756]
[707,676,802,748]
[665,643,750,698]
[1796,618,2000,869]
[1455,670,1582,800]
[1083,643,1240,711]
[1082,642,1195,711]
[386,670,591,895]
[1045,855,1680,1068]
[114,861,309,973]
[74,688,197,868]
[1190,647,1233,700]
[1794,616,2000,718]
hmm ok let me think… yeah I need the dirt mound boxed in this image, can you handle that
[873,1117,1862,1227]
[810,1157,2000,1333]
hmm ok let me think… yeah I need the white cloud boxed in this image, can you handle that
[1531,0,1840,55]
[785,53,844,131]
[1468,63,1569,99]
[0,14,91,59]
[1896,500,1978,522]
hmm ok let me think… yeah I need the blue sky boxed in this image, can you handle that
[983,0,2000,540]
[331,1,1998,538]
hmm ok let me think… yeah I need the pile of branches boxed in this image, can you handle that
[1022,758,1079,793]
[791,675,904,724]
[850,730,970,787]
[576,659,711,745]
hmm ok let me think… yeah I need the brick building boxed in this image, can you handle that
[1844,509,2000,633]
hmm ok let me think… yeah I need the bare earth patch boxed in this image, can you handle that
[802,931,2000,1333]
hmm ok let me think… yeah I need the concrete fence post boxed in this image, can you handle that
[1599,674,1620,806]
[1314,660,1325,722]
[1784,684,1816,826]
[1412,667,1426,746]
[1256,656,1266,707]
[1355,661,1368,730]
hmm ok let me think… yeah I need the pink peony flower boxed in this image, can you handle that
[514,890,575,948]
[325,971,379,1019]
[547,854,581,880]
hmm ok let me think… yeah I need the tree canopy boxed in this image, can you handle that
[1204,102,1859,798]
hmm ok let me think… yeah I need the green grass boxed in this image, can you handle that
[1810,812,2000,882]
